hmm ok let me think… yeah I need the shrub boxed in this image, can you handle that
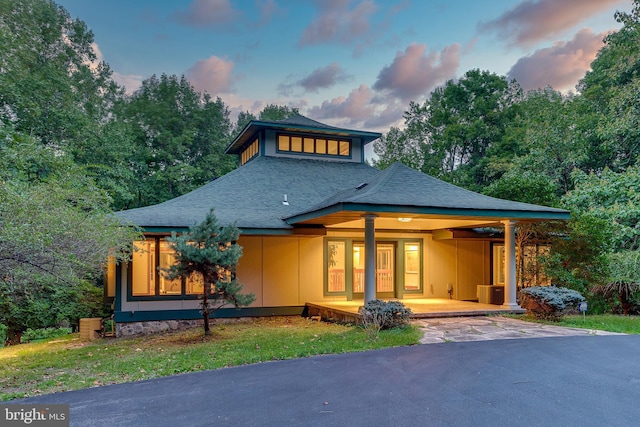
[520,286,585,320]
[359,300,412,339]
[21,327,72,343]
[0,324,7,348]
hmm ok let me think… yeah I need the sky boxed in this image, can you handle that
[56,0,633,133]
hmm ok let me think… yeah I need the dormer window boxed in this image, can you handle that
[277,133,351,158]
[241,138,259,165]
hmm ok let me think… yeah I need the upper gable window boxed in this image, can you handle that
[278,133,351,158]
[241,138,259,165]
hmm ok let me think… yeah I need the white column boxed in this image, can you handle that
[363,214,378,303]
[502,220,521,309]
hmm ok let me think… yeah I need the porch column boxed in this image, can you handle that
[502,220,521,309]
[363,214,378,303]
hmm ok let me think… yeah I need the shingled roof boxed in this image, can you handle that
[117,157,569,231]
[286,162,569,224]
[116,156,380,230]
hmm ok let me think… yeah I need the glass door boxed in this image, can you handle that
[352,243,395,298]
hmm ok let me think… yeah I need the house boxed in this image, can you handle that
[107,114,569,336]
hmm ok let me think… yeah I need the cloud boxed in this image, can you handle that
[305,85,406,130]
[89,42,142,94]
[308,84,375,122]
[507,28,610,92]
[298,0,377,47]
[173,0,240,28]
[278,62,351,95]
[186,55,235,94]
[113,72,144,94]
[372,43,461,101]
[479,0,624,47]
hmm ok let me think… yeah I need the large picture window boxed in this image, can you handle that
[130,237,217,298]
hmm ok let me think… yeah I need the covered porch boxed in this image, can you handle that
[306,298,526,324]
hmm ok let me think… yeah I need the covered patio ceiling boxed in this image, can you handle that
[296,210,557,231]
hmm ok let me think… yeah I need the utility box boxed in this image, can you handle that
[79,317,102,341]
[491,286,505,305]
[477,285,505,305]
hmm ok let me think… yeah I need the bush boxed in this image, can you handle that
[520,286,585,320]
[0,324,7,348]
[359,300,412,339]
[21,327,72,343]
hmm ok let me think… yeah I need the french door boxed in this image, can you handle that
[353,242,395,298]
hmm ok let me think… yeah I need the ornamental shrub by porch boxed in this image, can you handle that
[359,299,412,331]
[520,286,585,320]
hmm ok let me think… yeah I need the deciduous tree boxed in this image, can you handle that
[0,125,138,344]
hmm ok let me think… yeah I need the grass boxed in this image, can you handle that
[0,317,421,401]
[510,313,640,334]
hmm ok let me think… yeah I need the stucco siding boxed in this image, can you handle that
[262,237,300,306]
[428,238,457,298]
[457,241,486,300]
[237,236,264,306]
[298,237,324,302]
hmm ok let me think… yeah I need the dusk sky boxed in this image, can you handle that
[56,0,632,133]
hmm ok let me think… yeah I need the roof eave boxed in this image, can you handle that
[285,202,571,225]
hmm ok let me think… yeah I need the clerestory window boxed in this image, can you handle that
[278,134,350,157]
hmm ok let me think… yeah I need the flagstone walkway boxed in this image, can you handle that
[414,316,625,344]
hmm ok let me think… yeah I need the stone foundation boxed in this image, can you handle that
[116,319,203,337]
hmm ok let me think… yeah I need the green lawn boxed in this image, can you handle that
[0,317,421,401]
[515,313,640,334]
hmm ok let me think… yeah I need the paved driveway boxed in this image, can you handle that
[8,328,640,426]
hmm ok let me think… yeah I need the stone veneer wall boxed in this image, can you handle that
[116,319,203,337]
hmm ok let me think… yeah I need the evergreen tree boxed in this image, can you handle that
[163,210,255,336]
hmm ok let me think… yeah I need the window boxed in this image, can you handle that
[159,241,181,294]
[277,133,351,157]
[241,138,259,165]
[132,240,156,296]
[130,237,229,298]
[326,239,422,296]
[492,243,551,288]
[327,241,346,292]
[105,256,116,298]
[404,243,420,291]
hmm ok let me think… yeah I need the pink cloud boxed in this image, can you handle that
[186,55,235,94]
[306,85,406,130]
[507,28,610,92]
[298,0,377,46]
[308,84,375,122]
[479,0,624,47]
[173,0,240,28]
[373,43,461,101]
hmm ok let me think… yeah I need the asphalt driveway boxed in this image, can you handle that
[8,332,640,426]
